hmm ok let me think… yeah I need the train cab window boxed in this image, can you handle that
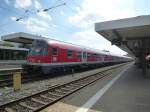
[52,48,58,56]
[77,52,81,58]
[67,50,73,58]
[43,47,48,56]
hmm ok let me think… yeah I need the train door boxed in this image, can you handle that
[101,54,105,62]
[51,47,58,63]
[82,52,87,62]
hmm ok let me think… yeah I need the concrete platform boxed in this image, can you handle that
[0,64,21,70]
[91,64,150,112]
[0,60,26,65]
[41,63,150,112]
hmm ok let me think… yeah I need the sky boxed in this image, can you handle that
[0,0,150,55]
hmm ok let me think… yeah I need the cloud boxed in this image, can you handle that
[10,17,17,21]
[34,0,52,21]
[12,1,52,33]
[4,0,10,5]
[60,11,65,15]
[67,0,134,55]
[69,0,135,28]
[37,11,52,21]
[52,24,57,28]
[34,0,42,9]
[11,16,50,33]
[15,0,32,8]
[69,30,127,55]
[26,18,50,32]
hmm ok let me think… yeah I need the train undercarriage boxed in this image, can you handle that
[22,61,125,74]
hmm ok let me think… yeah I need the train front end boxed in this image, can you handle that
[23,39,51,74]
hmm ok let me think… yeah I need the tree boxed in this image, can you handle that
[2,42,14,47]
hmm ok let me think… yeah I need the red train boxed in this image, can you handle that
[23,39,132,74]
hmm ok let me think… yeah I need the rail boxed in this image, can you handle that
[0,68,47,87]
[0,62,129,112]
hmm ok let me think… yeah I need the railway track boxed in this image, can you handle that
[0,67,80,87]
[0,63,116,87]
[0,72,49,87]
[0,63,127,112]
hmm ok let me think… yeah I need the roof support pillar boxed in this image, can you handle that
[141,40,149,77]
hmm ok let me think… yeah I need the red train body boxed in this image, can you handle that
[23,39,131,74]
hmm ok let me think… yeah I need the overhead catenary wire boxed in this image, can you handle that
[0,4,31,33]
[0,0,77,37]
[16,2,73,35]
[15,2,66,22]
[0,1,66,35]
[43,3,66,12]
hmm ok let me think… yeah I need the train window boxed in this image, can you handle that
[90,54,94,58]
[28,40,48,56]
[83,52,86,58]
[43,47,48,56]
[52,48,58,56]
[98,54,101,58]
[93,54,97,57]
[77,52,81,58]
[87,53,91,58]
[67,50,73,58]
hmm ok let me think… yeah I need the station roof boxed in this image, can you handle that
[1,32,44,44]
[95,15,150,57]
[0,46,29,51]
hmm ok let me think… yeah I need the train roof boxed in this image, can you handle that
[46,39,111,55]
[0,46,29,51]
[47,39,84,52]
[44,39,131,58]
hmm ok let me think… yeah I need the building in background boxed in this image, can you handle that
[0,40,28,61]
[0,32,44,62]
